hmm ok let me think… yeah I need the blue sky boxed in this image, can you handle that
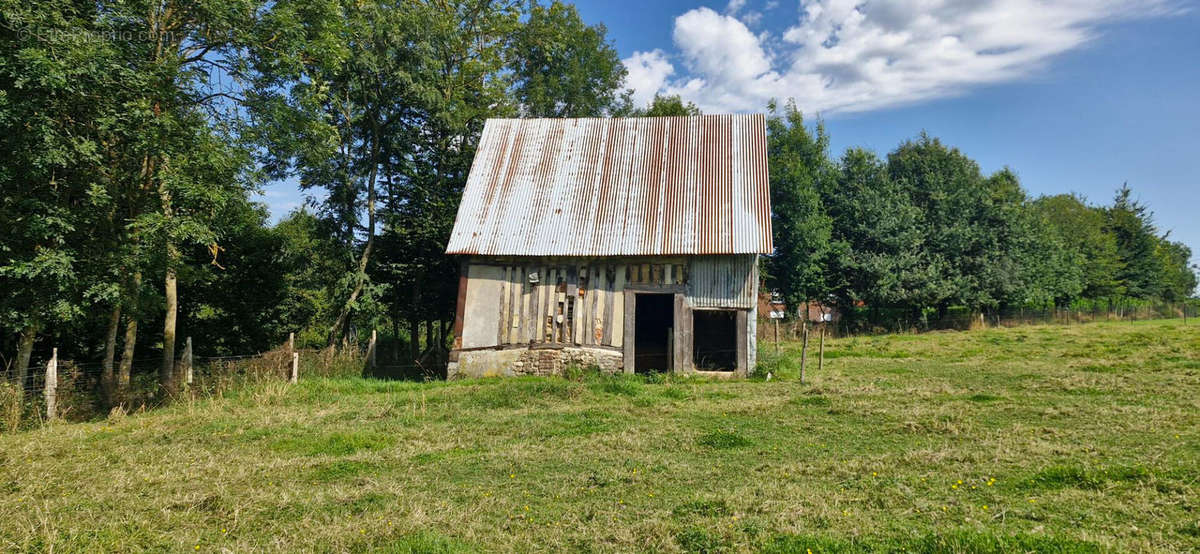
[257,0,1199,267]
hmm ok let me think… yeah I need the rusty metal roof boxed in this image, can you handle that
[446,115,772,256]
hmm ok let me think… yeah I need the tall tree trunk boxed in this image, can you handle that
[15,323,36,398]
[101,304,122,407]
[159,169,179,396]
[392,316,400,363]
[409,317,419,364]
[117,272,142,405]
[161,258,178,396]
[118,312,138,405]
[328,111,381,348]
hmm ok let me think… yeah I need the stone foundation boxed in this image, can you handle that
[448,346,623,379]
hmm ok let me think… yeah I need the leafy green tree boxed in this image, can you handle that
[508,1,629,117]
[377,0,522,365]
[1031,194,1124,299]
[271,210,345,346]
[1154,240,1196,301]
[628,94,701,117]
[886,135,1045,312]
[0,0,128,392]
[765,100,833,311]
[247,0,447,346]
[986,169,1083,307]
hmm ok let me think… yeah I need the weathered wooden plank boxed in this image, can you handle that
[498,266,511,344]
[511,266,521,338]
[546,267,555,343]
[623,291,636,374]
[602,266,616,345]
[736,309,749,376]
[580,267,592,346]
[528,266,541,343]
[518,266,529,344]
[543,267,555,343]
[592,266,604,342]
[453,262,469,350]
[673,293,689,373]
[557,266,567,342]
[565,266,578,344]
[611,267,626,348]
[573,264,586,345]
[551,267,561,342]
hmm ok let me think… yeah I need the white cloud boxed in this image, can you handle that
[635,0,1182,114]
[621,49,675,107]
[673,8,772,84]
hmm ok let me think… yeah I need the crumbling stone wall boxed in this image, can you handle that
[449,346,622,379]
[511,347,622,376]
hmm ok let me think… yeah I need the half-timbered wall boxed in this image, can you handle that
[459,255,757,352]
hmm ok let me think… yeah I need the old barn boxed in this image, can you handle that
[446,115,772,378]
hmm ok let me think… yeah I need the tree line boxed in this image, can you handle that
[0,0,651,403]
[1,1,1195,406]
[765,101,1197,328]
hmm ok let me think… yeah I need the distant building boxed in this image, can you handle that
[445,115,772,377]
[756,292,843,323]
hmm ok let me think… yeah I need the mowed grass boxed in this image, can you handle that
[1,320,1198,552]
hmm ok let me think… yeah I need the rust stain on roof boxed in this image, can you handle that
[446,115,772,256]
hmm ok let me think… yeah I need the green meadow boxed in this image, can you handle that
[1,319,1197,552]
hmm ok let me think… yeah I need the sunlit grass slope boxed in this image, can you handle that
[1,319,1197,552]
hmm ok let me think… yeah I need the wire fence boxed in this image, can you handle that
[0,336,392,433]
[759,300,1200,340]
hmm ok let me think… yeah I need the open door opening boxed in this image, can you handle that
[634,293,674,373]
[693,310,736,371]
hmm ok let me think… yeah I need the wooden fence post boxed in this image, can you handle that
[291,352,299,384]
[185,337,193,385]
[368,330,377,371]
[289,332,295,356]
[818,325,825,373]
[44,348,57,421]
[800,322,809,385]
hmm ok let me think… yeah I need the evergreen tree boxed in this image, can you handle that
[1106,184,1162,299]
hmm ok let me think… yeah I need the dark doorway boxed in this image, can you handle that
[693,310,736,371]
[634,293,674,373]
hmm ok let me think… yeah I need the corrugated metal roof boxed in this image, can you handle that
[446,115,772,256]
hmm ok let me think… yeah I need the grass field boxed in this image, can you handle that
[1,319,1197,552]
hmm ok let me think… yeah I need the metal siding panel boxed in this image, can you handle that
[687,255,756,309]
